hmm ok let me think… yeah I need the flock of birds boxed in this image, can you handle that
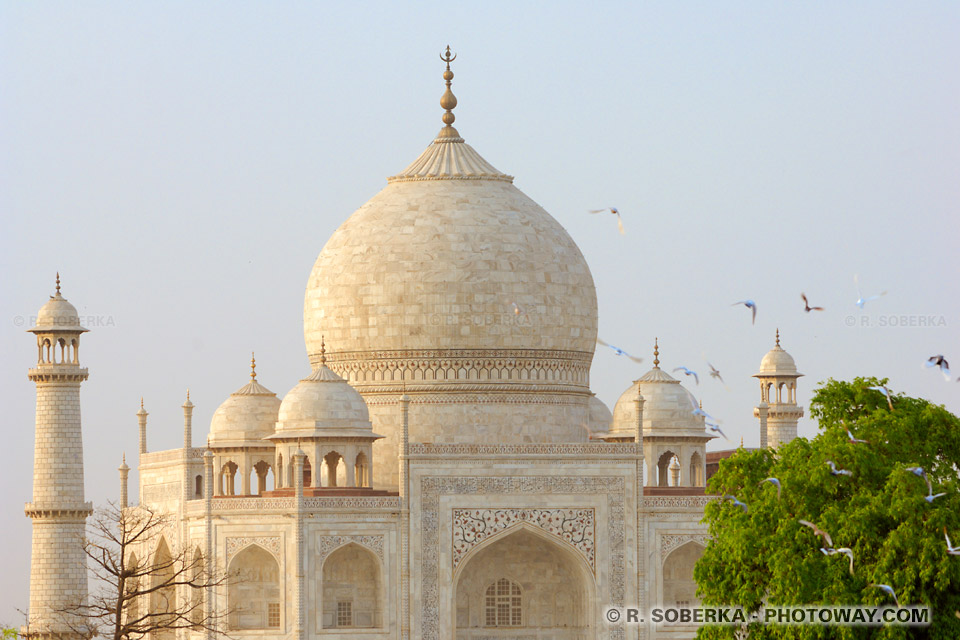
[717,443,957,609]
[587,207,957,614]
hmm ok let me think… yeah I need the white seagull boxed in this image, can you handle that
[759,477,782,501]
[673,366,699,385]
[707,362,725,384]
[846,428,869,445]
[867,385,894,411]
[826,460,853,477]
[731,299,757,324]
[798,520,834,548]
[821,547,855,575]
[945,528,960,556]
[589,207,625,235]
[925,355,951,382]
[854,274,887,308]
[722,495,748,513]
[706,421,728,441]
[596,338,644,364]
[868,583,900,608]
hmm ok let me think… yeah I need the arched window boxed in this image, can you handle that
[321,544,381,628]
[189,548,203,627]
[657,451,677,487]
[484,578,522,627]
[194,475,203,498]
[689,452,704,487]
[228,545,281,630]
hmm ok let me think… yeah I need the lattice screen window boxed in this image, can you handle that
[267,602,280,628]
[484,578,522,627]
[337,601,352,627]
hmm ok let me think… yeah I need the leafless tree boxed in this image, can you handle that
[55,502,231,640]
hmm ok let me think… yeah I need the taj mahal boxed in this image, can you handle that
[21,52,805,640]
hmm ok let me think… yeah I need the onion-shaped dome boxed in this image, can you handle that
[609,341,703,438]
[208,357,281,446]
[275,357,376,439]
[30,274,86,333]
[755,330,802,376]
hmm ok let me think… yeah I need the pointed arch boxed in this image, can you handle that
[657,450,677,487]
[124,552,140,626]
[227,544,281,630]
[321,542,382,628]
[453,524,595,636]
[150,537,176,637]
[662,541,706,609]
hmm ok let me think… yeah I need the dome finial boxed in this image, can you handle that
[55,272,61,296]
[439,45,458,129]
[653,337,660,368]
[320,335,326,365]
[775,328,780,348]
[250,352,257,381]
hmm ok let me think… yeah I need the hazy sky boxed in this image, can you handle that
[1,1,958,621]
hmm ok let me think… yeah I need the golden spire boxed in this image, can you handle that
[740,436,744,448]
[186,389,190,401]
[653,337,660,368]
[320,335,326,366]
[55,272,61,296]
[250,352,257,381]
[775,328,781,348]
[140,397,144,410]
[439,45,459,134]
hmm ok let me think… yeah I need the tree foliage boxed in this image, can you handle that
[2,627,18,640]
[57,502,231,640]
[695,377,960,639]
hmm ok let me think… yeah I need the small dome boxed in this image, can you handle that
[609,366,704,437]
[209,370,281,446]
[587,395,613,438]
[31,289,86,333]
[275,364,375,438]
[755,331,802,376]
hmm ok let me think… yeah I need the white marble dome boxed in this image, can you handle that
[209,376,281,446]
[276,364,373,437]
[303,129,598,361]
[757,340,799,375]
[32,283,86,332]
[610,366,703,437]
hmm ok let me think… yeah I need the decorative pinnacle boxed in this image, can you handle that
[250,352,257,381]
[140,397,144,409]
[740,436,745,448]
[439,45,458,127]
[653,337,660,368]
[55,272,61,295]
[775,328,781,348]
[320,336,326,365]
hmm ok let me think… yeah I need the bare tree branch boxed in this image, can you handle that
[50,502,233,640]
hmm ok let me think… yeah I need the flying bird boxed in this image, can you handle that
[869,584,900,608]
[798,520,834,548]
[926,491,947,504]
[826,460,853,477]
[731,299,757,324]
[854,274,887,309]
[945,528,960,556]
[821,547,855,575]
[596,338,644,364]
[846,428,869,445]
[673,366,699,385]
[867,385,894,411]
[906,466,945,502]
[759,477,782,500]
[706,421,728,441]
[721,495,748,512]
[801,293,824,312]
[589,207,625,235]
[511,302,524,316]
[925,355,951,381]
[706,362,725,384]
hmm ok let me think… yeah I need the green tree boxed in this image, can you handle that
[694,377,960,639]
[2,627,18,640]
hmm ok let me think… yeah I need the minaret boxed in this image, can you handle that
[137,398,148,455]
[753,329,804,448]
[24,275,93,638]
[119,454,130,509]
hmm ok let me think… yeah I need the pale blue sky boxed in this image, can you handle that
[1,1,958,619]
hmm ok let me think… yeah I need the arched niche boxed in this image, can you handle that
[150,538,176,639]
[453,525,595,639]
[321,543,382,628]
[227,544,281,630]
[662,541,705,608]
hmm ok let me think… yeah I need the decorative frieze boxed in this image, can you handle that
[409,443,639,457]
[452,508,595,571]
[659,534,710,561]
[142,482,181,502]
[317,535,384,563]
[226,535,282,564]
[642,496,716,509]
